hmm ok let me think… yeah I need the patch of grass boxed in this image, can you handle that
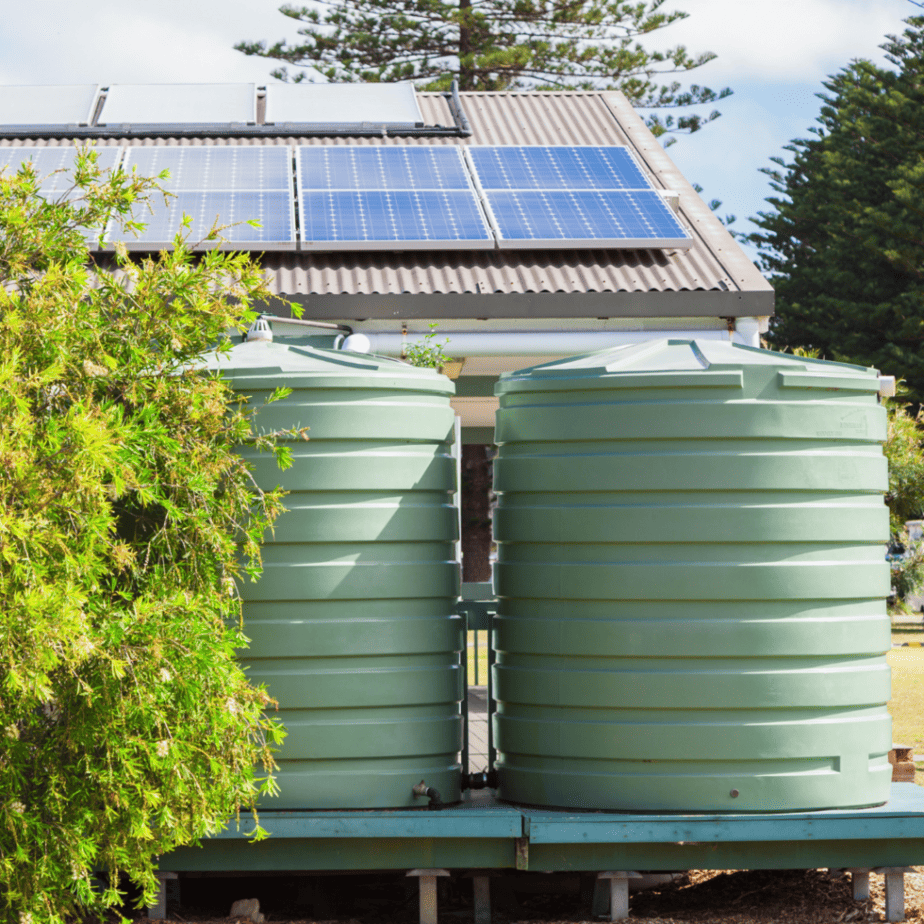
[893,619,924,646]
[888,648,924,757]
[467,630,489,687]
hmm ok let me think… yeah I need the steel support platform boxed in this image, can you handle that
[162,783,924,874]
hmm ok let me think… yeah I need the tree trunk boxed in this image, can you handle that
[458,0,473,90]
[461,444,492,582]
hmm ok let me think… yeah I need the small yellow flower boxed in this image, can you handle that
[82,359,108,378]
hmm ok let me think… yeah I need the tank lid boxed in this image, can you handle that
[497,339,880,390]
[203,339,454,393]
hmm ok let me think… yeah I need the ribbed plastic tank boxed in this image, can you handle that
[492,339,892,812]
[208,339,462,809]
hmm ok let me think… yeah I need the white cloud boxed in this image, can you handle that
[0,0,913,87]
[0,1,299,85]
[657,0,911,84]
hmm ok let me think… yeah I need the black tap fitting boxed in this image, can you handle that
[412,780,444,811]
[463,770,498,790]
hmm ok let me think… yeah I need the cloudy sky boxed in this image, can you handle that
[0,0,915,259]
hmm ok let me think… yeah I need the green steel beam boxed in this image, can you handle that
[165,838,518,872]
[159,786,924,873]
[527,840,924,872]
[206,809,521,840]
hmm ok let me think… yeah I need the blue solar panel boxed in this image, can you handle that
[301,190,492,249]
[468,145,651,191]
[0,145,121,192]
[466,145,692,250]
[126,190,294,247]
[484,189,690,249]
[115,146,296,250]
[299,146,469,191]
[296,145,492,249]
[124,146,290,192]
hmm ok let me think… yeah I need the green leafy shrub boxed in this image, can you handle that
[888,536,924,613]
[404,323,454,370]
[0,149,288,922]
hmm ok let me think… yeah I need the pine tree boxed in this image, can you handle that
[236,0,730,137]
[752,16,924,400]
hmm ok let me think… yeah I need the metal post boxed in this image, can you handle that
[473,875,491,924]
[407,868,449,924]
[597,872,641,922]
[474,628,480,685]
[487,608,496,774]
[453,414,468,782]
[849,868,870,900]
[460,609,469,781]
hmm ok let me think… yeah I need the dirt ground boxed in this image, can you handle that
[143,866,924,924]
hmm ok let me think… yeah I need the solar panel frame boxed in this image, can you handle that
[295,145,493,251]
[479,189,692,250]
[114,145,296,252]
[123,146,292,193]
[0,145,126,245]
[466,144,654,192]
[122,190,296,251]
[463,144,692,251]
[298,146,471,192]
[299,190,494,251]
[0,145,122,192]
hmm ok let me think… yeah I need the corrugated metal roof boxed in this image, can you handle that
[262,245,719,296]
[0,91,773,317]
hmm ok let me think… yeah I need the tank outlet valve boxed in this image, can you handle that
[412,780,444,811]
[463,770,499,791]
[879,376,897,398]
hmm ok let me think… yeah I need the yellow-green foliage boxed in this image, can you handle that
[0,149,289,922]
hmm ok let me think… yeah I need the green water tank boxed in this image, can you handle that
[209,339,462,809]
[492,339,892,812]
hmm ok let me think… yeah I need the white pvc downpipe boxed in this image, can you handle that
[339,318,770,356]
[733,316,762,349]
[341,327,749,357]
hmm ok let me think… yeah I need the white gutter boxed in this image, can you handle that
[341,324,761,357]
